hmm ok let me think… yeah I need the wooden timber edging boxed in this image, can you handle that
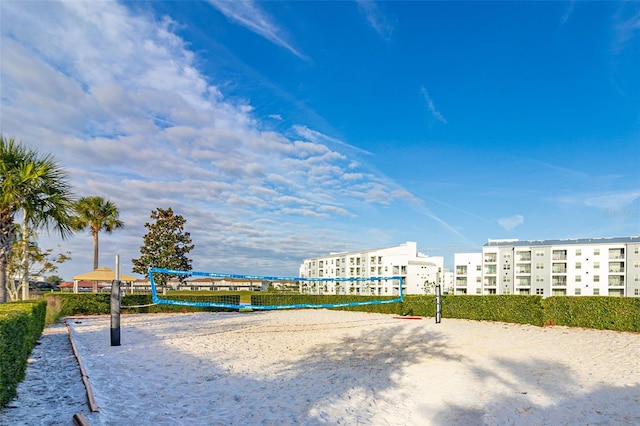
[66,319,100,413]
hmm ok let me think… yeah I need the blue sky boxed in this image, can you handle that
[1,0,639,280]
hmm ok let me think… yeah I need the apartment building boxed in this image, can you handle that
[454,236,640,297]
[299,241,444,295]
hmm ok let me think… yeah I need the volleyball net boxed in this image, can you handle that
[148,267,404,310]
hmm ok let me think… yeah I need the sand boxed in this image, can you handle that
[1,310,639,425]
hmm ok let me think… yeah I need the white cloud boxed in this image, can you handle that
[206,0,307,60]
[1,0,421,278]
[420,86,448,125]
[356,0,394,41]
[497,215,525,231]
[584,191,640,210]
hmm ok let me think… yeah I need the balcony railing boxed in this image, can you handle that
[608,277,625,286]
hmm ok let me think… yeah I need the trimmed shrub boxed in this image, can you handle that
[542,296,640,332]
[0,300,47,408]
[440,295,545,326]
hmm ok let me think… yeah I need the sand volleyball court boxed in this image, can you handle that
[1,309,639,425]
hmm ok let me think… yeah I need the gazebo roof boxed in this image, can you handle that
[72,266,136,282]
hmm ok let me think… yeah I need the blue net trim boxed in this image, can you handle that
[148,267,404,310]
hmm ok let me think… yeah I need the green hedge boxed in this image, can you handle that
[44,293,640,332]
[0,300,47,408]
[250,294,401,314]
[542,296,640,332]
[45,293,239,320]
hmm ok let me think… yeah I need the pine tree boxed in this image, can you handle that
[132,207,194,291]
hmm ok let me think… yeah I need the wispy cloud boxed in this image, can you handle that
[612,6,640,54]
[206,0,307,60]
[497,215,525,231]
[292,125,373,156]
[561,0,575,25]
[584,190,640,210]
[420,86,447,125]
[0,0,435,277]
[356,0,394,41]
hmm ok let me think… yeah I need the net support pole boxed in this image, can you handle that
[435,284,442,324]
[110,255,121,346]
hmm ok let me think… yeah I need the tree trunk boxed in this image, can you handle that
[20,221,30,301]
[93,230,99,270]
[0,256,7,303]
[0,217,16,303]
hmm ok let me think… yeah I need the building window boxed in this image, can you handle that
[575,288,581,295]
[594,249,600,255]
[575,262,581,269]
[594,275,600,282]
[635,289,639,296]
[576,275,581,282]
[576,249,582,256]
[536,262,544,270]
[536,288,544,295]
[593,288,600,295]
[594,262,600,269]
[476,265,481,271]
[476,288,481,295]
[536,250,545,257]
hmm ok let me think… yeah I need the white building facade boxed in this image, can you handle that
[454,236,640,297]
[299,242,444,296]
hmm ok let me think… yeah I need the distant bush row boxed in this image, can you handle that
[253,294,640,332]
[43,293,640,332]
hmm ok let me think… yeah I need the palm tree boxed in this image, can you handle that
[71,196,124,270]
[0,136,75,303]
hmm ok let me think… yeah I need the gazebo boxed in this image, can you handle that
[72,266,136,294]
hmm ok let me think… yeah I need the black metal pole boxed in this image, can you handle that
[110,255,122,346]
[435,284,442,324]
[110,279,121,346]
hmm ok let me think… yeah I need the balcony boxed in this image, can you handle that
[516,265,531,274]
[553,250,567,261]
[517,252,531,262]
[608,276,625,286]
[455,278,467,287]
[484,266,497,275]
[456,267,468,275]
[484,277,497,287]
[552,263,567,274]
[609,262,624,273]
[484,254,497,263]
[608,249,624,260]
[516,277,531,287]
[552,276,567,286]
